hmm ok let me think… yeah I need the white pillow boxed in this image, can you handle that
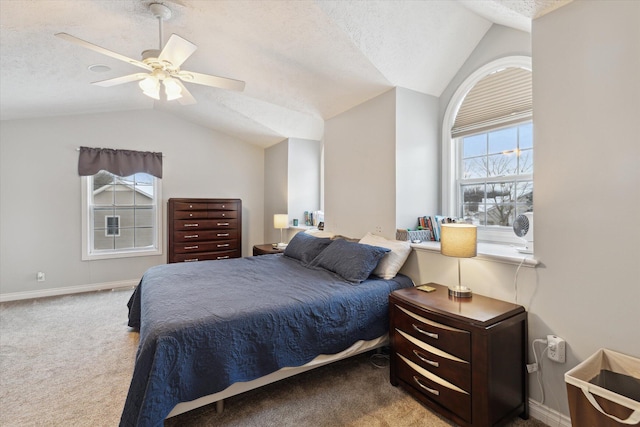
[305,229,335,238]
[358,232,411,280]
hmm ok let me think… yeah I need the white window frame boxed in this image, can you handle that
[81,173,162,260]
[442,56,532,245]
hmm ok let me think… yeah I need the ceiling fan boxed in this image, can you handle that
[55,2,245,105]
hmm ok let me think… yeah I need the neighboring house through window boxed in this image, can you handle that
[442,56,533,245]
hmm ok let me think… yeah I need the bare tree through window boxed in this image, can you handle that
[460,123,533,227]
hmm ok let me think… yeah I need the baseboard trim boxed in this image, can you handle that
[529,398,572,427]
[0,279,138,302]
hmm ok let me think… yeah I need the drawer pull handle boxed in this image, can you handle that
[184,245,199,250]
[412,324,438,339]
[184,223,199,227]
[413,350,439,367]
[217,244,230,248]
[217,233,230,237]
[184,259,198,262]
[217,256,230,260]
[217,222,230,226]
[413,376,439,396]
[184,234,199,239]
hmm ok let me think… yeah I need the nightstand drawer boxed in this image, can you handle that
[396,354,471,423]
[393,304,471,361]
[394,328,471,392]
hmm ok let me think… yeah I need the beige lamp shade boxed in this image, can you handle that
[274,214,289,229]
[440,224,477,258]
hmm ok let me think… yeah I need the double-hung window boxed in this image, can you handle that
[79,147,162,260]
[458,122,533,227]
[443,57,533,245]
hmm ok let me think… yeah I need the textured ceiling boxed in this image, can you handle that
[0,0,570,147]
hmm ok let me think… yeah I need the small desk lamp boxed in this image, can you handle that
[274,214,289,248]
[440,223,477,298]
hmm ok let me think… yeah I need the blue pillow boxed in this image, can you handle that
[310,239,390,283]
[283,232,332,265]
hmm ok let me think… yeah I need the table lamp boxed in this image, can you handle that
[440,223,477,297]
[274,214,289,248]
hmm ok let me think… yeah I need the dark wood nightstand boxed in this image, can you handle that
[252,244,285,256]
[389,283,528,427]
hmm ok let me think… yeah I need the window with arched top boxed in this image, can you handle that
[442,56,533,245]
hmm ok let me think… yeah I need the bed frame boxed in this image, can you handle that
[167,335,387,417]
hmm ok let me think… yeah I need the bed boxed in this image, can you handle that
[121,232,413,427]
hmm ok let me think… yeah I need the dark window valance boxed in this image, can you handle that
[78,147,163,178]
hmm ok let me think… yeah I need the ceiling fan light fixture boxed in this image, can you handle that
[142,88,160,100]
[139,75,159,92]
[139,76,160,100]
[163,77,182,100]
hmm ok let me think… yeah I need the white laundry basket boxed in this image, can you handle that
[565,348,640,426]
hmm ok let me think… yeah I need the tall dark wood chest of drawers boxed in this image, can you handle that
[167,198,242,263]
[389,283,528,427]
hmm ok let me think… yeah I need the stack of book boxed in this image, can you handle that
[417,216,459,242]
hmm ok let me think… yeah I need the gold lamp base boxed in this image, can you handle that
[448,285,472,298]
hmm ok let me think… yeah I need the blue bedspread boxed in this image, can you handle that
[120,254,413,426]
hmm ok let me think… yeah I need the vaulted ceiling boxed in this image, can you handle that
[0,0,570,147]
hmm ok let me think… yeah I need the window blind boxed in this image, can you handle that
[451,67,532,138]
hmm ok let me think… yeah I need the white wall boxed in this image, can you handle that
[324,88,439,239]
[531,0,640,416]
[0,109,264,297]
[396,87,439,229]
[324,89,397,239]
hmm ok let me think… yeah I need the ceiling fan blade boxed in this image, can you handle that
[174,80,197,105]
[92,73,149,87]
[158,34,197,68]
[55,32,152,71]
[176,70,245,92]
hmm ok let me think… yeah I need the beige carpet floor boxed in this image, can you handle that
[0,288,548,427]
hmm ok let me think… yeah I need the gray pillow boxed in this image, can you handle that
[283,232,332,265]
[310,239,390,283]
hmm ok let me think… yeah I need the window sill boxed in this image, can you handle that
[410,241,539,267]
[82,248,162,261]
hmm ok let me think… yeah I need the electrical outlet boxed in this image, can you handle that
[526,363,538,373]
[547,334,566,363]
[36,271,46,282]
[375,226,383,234]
